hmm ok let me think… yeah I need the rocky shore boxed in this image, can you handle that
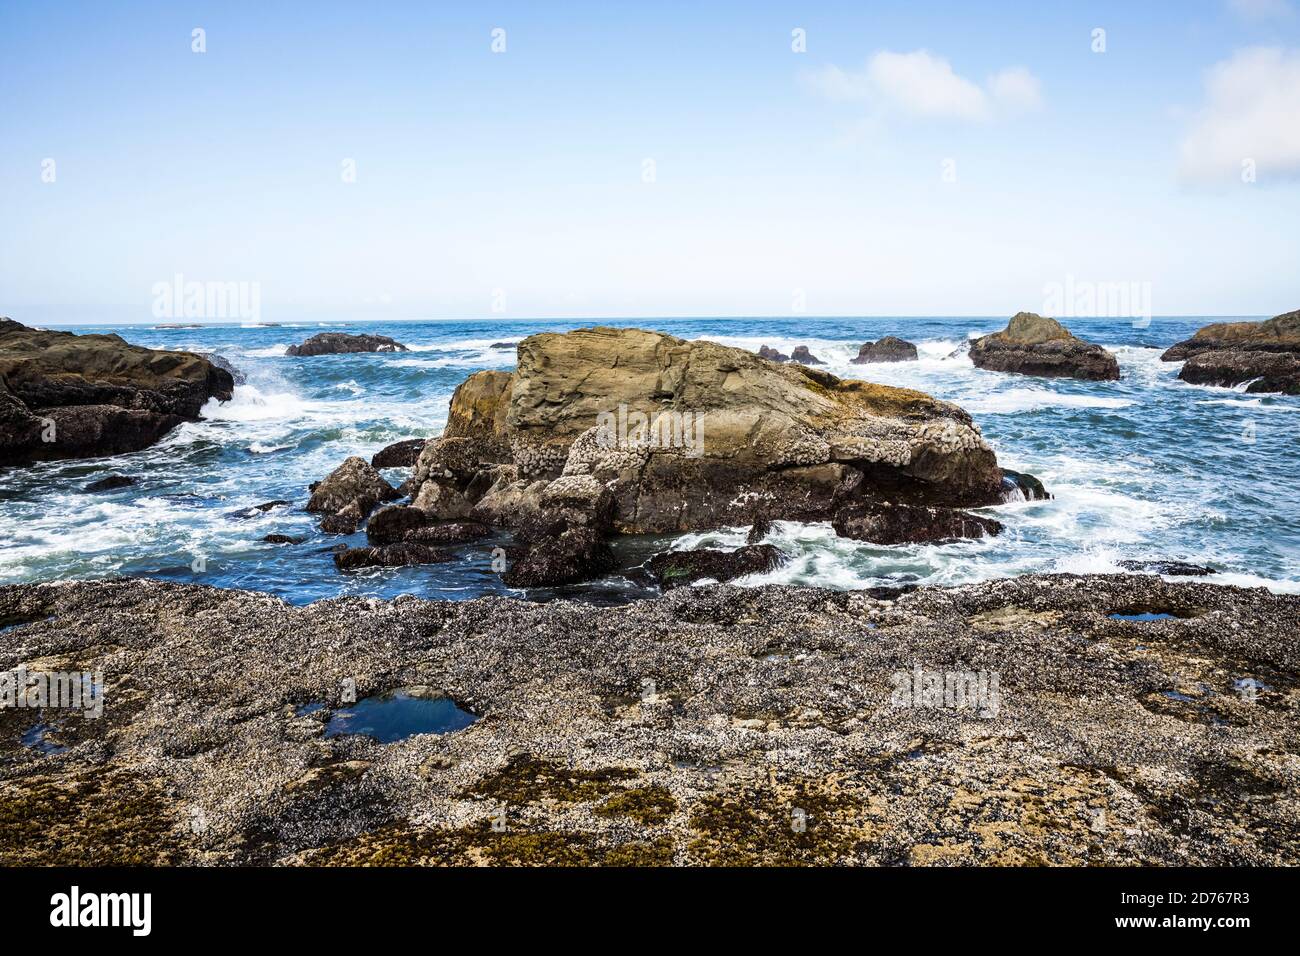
[1,573,1295,866]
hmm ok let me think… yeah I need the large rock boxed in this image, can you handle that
[0,317,234,464]
[969,313,1120,381]
[366,505,489,546]
[832,502,1002,545]
[410,327,1008,537]
[286,332,408,357]
[1162,310,1300,394]
[1161,309,1300,361]
[852,336,918,364]
[333,542,455,571]
[307,456,399,533]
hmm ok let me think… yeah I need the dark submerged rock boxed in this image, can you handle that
[851,337,918,364]
[831,502,1002,545]
[286,332,408,357]
[1000,468,1051,502]
[647,544,785,589]
[1118,560,1217,577]
[263,534,305,545]
[84,475,138,493]
[969,313,1120,381]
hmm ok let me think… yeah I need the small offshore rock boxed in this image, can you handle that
[851,337,918,364]
[970,312,1120,381]
[790,345,824,365]
[286,332,409,357]
[84,475,138,493]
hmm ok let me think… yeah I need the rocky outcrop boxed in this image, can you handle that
[969,313,1120,381]
[647,544,785,589]
[1177,350,1300,394]
[831,502,1002,545]
[307,457,399,534]
[1,574,1295,866]
[0,317,235,464]
[758,345,789,363]
[286,333,408,357]
[1161,310,1300,394]
[852,337,918,364]
[790,345,823,365]
[1161,309,1300,362]
[371,439,427,469]
[409,327,1010,547]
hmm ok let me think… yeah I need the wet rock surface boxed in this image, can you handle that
[371,439,428,469]
[969,313,1120,381]
[0,317,235,464]
[852,337,918,364]
[286,333,408,357]
[0,573,1295,866]
[790,345,823,365]
[307,457,400,534]
[832,502,1003,544]
[647,544,785,588]
[757,345,789,363]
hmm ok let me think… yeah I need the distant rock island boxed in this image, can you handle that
[286,332,408,356]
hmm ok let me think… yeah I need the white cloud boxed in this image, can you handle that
[987,67,1044,112]
[1178,47,1300,184]
[1227,0,1293,20]
[803,50,1042,122]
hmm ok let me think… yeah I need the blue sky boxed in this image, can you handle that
[2,0,1299,322]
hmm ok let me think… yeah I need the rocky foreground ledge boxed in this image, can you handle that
[1,574,1296,866]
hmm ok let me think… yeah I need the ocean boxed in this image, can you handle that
[3,316,1297,602]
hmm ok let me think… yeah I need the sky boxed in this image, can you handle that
[2,0,1299,323]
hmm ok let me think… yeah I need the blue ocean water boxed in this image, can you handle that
[2,316,1297,601]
